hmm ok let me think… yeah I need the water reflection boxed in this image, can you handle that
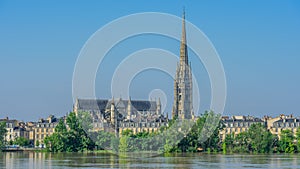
[1,152,300,169]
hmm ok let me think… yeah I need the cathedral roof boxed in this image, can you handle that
[77,98,157,112]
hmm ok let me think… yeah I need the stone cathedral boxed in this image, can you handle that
[73,11,195,135]
[172,11,194,120]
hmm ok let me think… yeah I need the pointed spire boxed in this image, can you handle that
[127,96,132,119]
[180,7,188,65]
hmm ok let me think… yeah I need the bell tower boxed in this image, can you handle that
[172,10,194,120]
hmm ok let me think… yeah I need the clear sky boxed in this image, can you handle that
[0,0,300,121]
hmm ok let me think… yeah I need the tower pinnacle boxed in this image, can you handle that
[180,8,188,65]
[172,10,193,120]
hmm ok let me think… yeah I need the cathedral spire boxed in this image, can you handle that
[172,9,193,120]
[180,8,188,65]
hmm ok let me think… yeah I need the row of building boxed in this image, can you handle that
[1,113,299,148]
[0,115,62,147]
[220,114,300,140]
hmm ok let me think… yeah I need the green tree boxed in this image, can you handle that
[13,137,30,147]
[96,131,115,150]
[224,133,234,153]
[35,140,40,147]
[295,128,300,151]
[77,111,93,132]
[196,111,223,152]
[0,122,7,150]
[175,111,223,153]
[119,136,130,152]
[247,123,273,153]
[234,132,249,152]
[44,119,68,152]
[44,112,95,152]
[278,129,296,153]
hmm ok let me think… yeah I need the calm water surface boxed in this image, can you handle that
[1,152,300,169]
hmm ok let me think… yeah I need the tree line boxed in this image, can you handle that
[2,111,300,153]
[223,123,300,153]
[87,111,223,153]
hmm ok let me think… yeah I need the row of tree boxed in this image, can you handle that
[44,111,222,153]
[93,111,300,154]
[3,111,300,154]
[223,123,300,153]
[95,111,223,153]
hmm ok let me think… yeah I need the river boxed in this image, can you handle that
[1,152,300,168]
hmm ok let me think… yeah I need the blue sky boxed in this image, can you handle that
[0,0,300,121]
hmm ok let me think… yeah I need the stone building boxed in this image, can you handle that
[25,121,37,144]
[33,115,59,147]
[172,10,194,120]
[265,114,300,139]
[0,118,21,143]
[220,115,265,140]
[73,97,168,135]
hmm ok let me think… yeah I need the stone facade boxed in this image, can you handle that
[0,118,25,143]
[220,115,265,141]
[220,114,300,140]
[33,115,59,147]
[265,114,300,139]
[73,97,168,135]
